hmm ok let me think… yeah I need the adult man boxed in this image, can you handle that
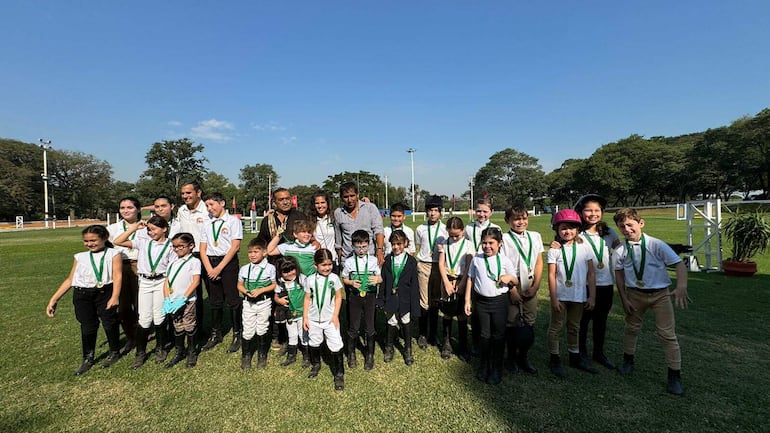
[177,180,209,362]
[334,182,385,265]
[255,187,310,352]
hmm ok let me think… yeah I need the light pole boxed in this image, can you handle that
[384,175,389,209]
[469,176,475,212]
[407,148,416,222]
[39,139,52,228]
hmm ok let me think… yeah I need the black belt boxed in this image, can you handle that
[627,287,668,293]
[246,293,271,302]
[73,283,114,292]
[139,273,166,280]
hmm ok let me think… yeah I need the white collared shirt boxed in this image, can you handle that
[201,211,243,256]
[614,233,681,289]
[177,200,209,252]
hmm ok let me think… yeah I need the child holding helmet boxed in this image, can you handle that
[547,209,596,378]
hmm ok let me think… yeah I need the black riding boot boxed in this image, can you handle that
[384,325,397,363]
[457,320,470,363]
[308,346,322,378]
[487,338,505,385]
[417,309,429,350]
[427,306,440,346]
[165,333,186,368]
[347,333,358,369]
[402,322,414,366]
[102,323,122,369]
[300,344,310,369]
[75,332,97,376]
[667,368,684,396]
[332,350,345,391]
[132,326,149,370]
[256,334,269,369]
[364,334,376,370]
[202,307,223,351]
[282,345,298,367]
[441,318,453,360]
[186,332,198,367]
[241,336,254,370]
[228,306,243,353]
[476,338,491,382]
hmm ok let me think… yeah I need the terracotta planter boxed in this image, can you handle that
[722,260,758,277]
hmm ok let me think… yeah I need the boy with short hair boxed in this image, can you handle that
[501,206,544,374]
[613,208,689,396]
[237,239,276,369]
[200,192,243,353]
[341,230,383,370]
[267,219,318,277]
[414,195,448,349]
[384,203,416,255]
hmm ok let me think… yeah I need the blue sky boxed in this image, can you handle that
[2,1,769,197]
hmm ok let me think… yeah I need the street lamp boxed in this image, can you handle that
[39,139,52,228]
[384,175,389,209]
[407,148,416,222]
[469,176,475,211]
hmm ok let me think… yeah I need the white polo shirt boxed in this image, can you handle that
[72,248,120,287]
[177,200,209,253]
[468,253,516,297]
[384,224,416,255]
[305,273,344,322]
[502,229,544,293]
[614,233,681,290]
[415,221,448,263]
[201,211,243,256]
[465,220,502,253]
[166,254,201,301]
[547,241,593,302]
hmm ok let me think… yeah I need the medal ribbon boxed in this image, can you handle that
[560,242,577,283]
[89,249,108,286]
[508,231,533,272]
[585,233,605,267]
[446,238,466,273]
[148,240,171,274]
[472,221,487,251]
[314,274,330,313]
[122,221,136,240]
[427,221,441,252]
[168,255,193,290]
[211,219,225,245]
[354,255,369,293]
[626,235,646,284]
[391,254,407,288]
[245,263,267,291]
[484,254,501,283]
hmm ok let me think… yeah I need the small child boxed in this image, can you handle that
[613,208,688,396]
[437,216,473,361]
[465,199,502,253]
[237,238,277,370]
[546,210,596,378]
[273,256,310,367]
[46,225,123,375]
[115,216,176,369]
[415,195,448,349]
[200,192,243,353]
[377,230,420,366]
[464,227,518,385]
[162,232,202,368]
[574,195,620,369]
[501,206,544,374]
[268,219,318,277]
[342,229,383,370]
[303,249,345,391]
[384,203,416,255]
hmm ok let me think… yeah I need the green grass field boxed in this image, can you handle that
[1,209,768,432]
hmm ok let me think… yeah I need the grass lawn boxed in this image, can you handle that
[1,209,768,432]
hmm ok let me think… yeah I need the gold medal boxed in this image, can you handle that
[96,282,104,288]
[597,262,604,269]
[565,280,573,287]
[150,272,157,278]
[169,288,174,294]
[449,269,456,276]
[392,286,398,295]
[637,280,644,287]
[360,291,366,298]
[213,241,219,247]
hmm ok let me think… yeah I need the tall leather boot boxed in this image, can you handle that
[282,345,298,367]
[165,333,186,368]
[383,325,397,363]
[487,338,505,385]
[417,309,429,350]
[515,325,538,375]
[308,346,322,378]
[667,368,684,396]
[347,333,358,369]
[364,334,376,370]
[228,306,243,353]
[241,336,254,370]
[619,353,635,375]
[300,344,310,369]
[186,332,198,368]
[332,350,345,391]
[202,308,223,351]
[402,322,414,366]
[132,326,149,370]
[505,327,519,373]
[549,353,566,378]
[569,351,598,374]
[476,338,491,382]
[256,334,269,369]
[75,332,97,376]
[102,323,122,369]
[457,320,470,363]
[427,306,440,347]
[154,321,169,363]
[441,318,453,360]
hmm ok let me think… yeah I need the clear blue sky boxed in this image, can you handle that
[2,1,769,197]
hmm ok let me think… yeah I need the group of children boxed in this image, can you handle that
[47,192,689,396]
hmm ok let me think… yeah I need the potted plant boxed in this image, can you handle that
[721,211,770,276]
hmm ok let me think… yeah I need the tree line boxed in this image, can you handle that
[2,108,768,221]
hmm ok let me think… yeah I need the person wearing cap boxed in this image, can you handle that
[546,209,597,378]
[414,195,448,350]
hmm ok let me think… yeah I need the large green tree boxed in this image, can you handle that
[47,150,114,218]
[0,139,41,219]
[322,171,386,208]
[473,148,546,209]
[138,138,207,201]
